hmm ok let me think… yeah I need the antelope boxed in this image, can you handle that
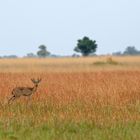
[8,78,42,104]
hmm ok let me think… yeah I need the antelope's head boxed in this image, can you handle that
[31,78,42,87]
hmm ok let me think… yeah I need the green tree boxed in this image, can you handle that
[123,46,140,55]
[37,45,50,58]
[74,36,97,56]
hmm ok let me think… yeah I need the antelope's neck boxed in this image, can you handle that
[32,85,38,93]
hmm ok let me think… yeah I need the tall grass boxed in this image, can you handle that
[0,57,140,139]
[0,71,140,139]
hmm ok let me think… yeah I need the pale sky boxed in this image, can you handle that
[0,0,140,56]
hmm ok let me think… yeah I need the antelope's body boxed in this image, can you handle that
[8,78,41,104]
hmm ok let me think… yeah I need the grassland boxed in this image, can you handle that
[0,56,140,72]
[0,56,140,140]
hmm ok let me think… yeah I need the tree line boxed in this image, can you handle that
[34,36,97,58]
[0,36,139,58]
[112,46,140,56]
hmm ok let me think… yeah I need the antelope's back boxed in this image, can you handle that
[12,87,33,96]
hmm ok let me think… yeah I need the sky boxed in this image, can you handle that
[0,0,140,56]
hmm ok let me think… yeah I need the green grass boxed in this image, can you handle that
[0,120,140,140]
[0,101,140,140]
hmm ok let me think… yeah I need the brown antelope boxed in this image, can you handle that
[8,78,42,104]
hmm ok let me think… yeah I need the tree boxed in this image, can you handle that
[123,46,140,55]
[37,45,50,58]
[74,36,97,56]
[26,53,36,58]
[112,51,122,56]
[3,55,18,58]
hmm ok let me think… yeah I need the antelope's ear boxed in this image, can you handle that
[31,78,35,82]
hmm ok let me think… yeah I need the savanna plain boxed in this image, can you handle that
[0,56,140,140]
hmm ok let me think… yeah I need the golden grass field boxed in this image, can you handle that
[0,56,140,140]
[0,56,140,72]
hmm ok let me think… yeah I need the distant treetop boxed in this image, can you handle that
[74,36,97,56]
[37,45,50,58]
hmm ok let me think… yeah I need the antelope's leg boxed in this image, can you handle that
[27,95,32,105]
[8,96,15,104]
[8,96,18,104]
